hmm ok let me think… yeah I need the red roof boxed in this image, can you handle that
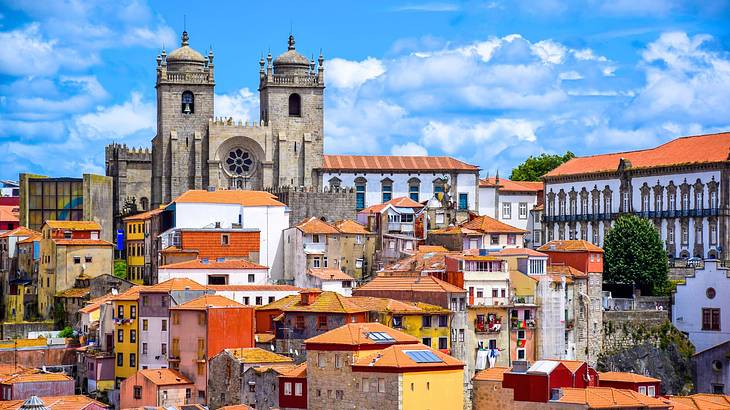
[490,248,548,257]
[461,215,526,234]
[207,284,302,292]
[355,274,465,294]
[0,227,38,239]
[479,177,543,192]
[171,294,246,310]
[0,206,19,222]
[307,268,355,281]
[52,239,113,246]
[360,196,424,214]
[538,240,604,253]
[296,217,340,234]
[305,322,419,347]
[352,343,464,371]
[159,258,267,270]
[545,132,730,178]
[172,190,285,207]
[322,155,479,171]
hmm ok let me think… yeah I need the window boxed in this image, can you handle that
[133,386,142,399]
[248,274,255,283]
[707,288,716,299]
[378,378,386,393]
[181,91,194,114]
[255,296,263,305]
[142,343,148,355]
[639,386,646,395]
[433,179,445,195]
[381,179,393,203]
[459,329,465,342]
[459,193,468,210]
[422,315,432,328]
[682,192,689,210]
[248,383,255,393]
[517,348,526,360]
[197,362,205,375]
[130,306,136,319]
[85,256,92,263]
[362,378,370,392]
[517,330,525,340]
[221,234,229,245]
[422,337,432,347]
[268,296,275,303]
[681,226,689,245]
[117,353,123,366]
[711,224,718,244]
[129,353,136,368]
[295,382,303,396]
[117,329,124,343]
[142,320,148,331]
[622,192,630,212]
[161,320,167,332]
[703,308,721,331]
[392,316,403,328]
[711,191,718,208]
[713,385,725,394]
[317,353,326,368]
[438,337,448,350]
[130,330,136,343]
[335,354,343,368]
[161,343,167,355]
[288,93,301,116]
[284,382,292,396]
[198,391,205,400]
[355,180,366,210]
[491,235,499,245]
[647,386,656,397]
[409,179,420,202]
[73,256,81,264]
[502,202,512,219]
[519,202,528,219]
[318,315,328,330]
[507,234,516,245]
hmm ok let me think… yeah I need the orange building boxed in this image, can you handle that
[169,295,255,405]
[160,229,260,266]
[537,240,604,275]
[119,368,194,409]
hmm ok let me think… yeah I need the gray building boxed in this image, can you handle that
[693,339,730,395]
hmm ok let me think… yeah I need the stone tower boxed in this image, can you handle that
[259,34,325,188]
[151,30,215,208]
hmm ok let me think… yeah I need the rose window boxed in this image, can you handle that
[226,148,254,176]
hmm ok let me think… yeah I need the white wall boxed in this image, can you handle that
[139,317,168,370]
[157,267,268,286]
[210,288,300,306]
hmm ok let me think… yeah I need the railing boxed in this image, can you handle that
[165,72,212,83]
[303,242,326,253]
[475,320,502,333]
[543,208,721,223]
[510,318,536,329]
[270,75,319,86]
[471,297,510,307]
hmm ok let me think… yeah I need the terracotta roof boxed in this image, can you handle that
[172,190,285,207]
[55,287,90,298]
[418,245,448,253]
[538,240,604,253]
[0,395,107,410]
[255,333,276,343]
[171,294,246,310]
[279,363,307,378]
[473,367,510,382]
[296,217,340,234]
[52,239,113,246]
[557,387,670,408]
[322,155,479,172]
[352,343,464,371]
[159,246,197,254]
[110,286,146,302]
[218,404,254,410]
[141,277,207,292]
[259,291,369,314]
[0,365,28,381]
[355,274,465,294]
[0,206,18,222]
[361,196,424,214]
[250,363,298,375]
[79,293,115,314]
[122,207,165,221]
[137,368,192,386]
[208,284,302,292]
[18,234,41,244]
[305,322,419,347]
[663,394,730,409]
[0,226,38,239]
[159,258,267,270]
[428,226,482,236]
[380,250,462,273]
[349,297,450,314]
[490,248,548,257]
[462,215,527,234]
[2,372,73,384]
[224,347,293,364]
[545,132,730,178]
[557,360,587,373]
[479,177,543,192]
[333,219,372,234]
[599,371,661,384]
[43,220,101,231]
[547,264,587,279]
[307,268,355,281]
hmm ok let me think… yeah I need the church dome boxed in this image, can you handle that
[273,34,310,67]
[167,31,206,64]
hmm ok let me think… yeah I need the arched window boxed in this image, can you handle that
[433,178,446,196]
[288,93,301,117]
[408,178,420,202]
[140,197,149,211]
[181,91,194,114]
[355,177,367,210]
[328,177,342,190]
[381,178,393,203]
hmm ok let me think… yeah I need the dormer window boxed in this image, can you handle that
[289,93,301,117]
[182,91,194,114]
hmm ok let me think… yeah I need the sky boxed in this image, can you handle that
[1,0,729,181]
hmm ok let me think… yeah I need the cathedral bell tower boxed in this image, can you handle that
[259,34,325,188]
[152,30,215,207]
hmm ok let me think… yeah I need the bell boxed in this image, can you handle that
[184,103,191,114]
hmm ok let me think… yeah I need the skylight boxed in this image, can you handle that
[367,332,395,343]
[404,350,443,363]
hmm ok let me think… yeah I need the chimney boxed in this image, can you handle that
[299,289,322,305]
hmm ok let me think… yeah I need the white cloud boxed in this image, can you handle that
[560,70,584,80]
[532,40,567,64]
[72,92,155,140]
[420,119,541,154]
[327,57,386,89]
[391,142,428,156]
[14,76,108,114]
[215,88,259,122]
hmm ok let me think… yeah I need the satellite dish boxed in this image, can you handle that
[270,344,275,351]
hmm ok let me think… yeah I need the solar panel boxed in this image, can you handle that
[367,332,395,343]
[404,350,443,363]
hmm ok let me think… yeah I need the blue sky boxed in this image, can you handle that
[1,0,729,181]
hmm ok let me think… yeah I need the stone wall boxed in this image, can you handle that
[0,321,54,339]
[207,352,242,409]
[104,144,152,232]
[601,310,670,353]
[267,186,356,226]
[82,174,114,243]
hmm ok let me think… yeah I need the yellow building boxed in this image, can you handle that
[111,286,144,385]
[123,215,145,284]
[38,221,113,319]
[364,299,454,353]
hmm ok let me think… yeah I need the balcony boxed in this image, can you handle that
[470,297,509,307]
[510,318,536,329]
[565,319,575,330]
[475,319,502,333]
[303,242,326,254]
[387,222,414,233]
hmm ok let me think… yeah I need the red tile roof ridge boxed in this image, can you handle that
[159,258,268,270]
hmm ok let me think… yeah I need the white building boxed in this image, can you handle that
[460,254,510,306]
[478,177,543,248]
[542,132,730,260]
[295,268,355,296]
[357,197,424,266]
[158,258,268,286]
[673,259,730,352]
[318,155,480,211]
[207,284,302,306]
[164,190,289,279]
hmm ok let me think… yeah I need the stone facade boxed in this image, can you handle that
[207,351,243,409]
[105,144,152,231]
[572,273,603,367]
[267,186,357,226]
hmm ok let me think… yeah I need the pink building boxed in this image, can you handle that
[0,372,74,401]
[169,295,255,405]
[119,368,194,409]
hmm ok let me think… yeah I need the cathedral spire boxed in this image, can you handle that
[288,34,295,50]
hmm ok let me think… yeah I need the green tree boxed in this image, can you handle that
[114,259,127,280]
[603,214,669,295]
[510,151,575,181]
[58,326,74,338]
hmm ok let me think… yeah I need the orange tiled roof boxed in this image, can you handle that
[462,215,527,234]
[557,387,670,408]
[360,196,424,214]
[159,245,197,254]
[55,287,90,298]
[557,360,586,373]
[18,234,41,244]
[0,365,28,381]
[0,395,107,410]
[490,248,548,258]
[52,239,113,246]
[110,286,146,302]
[663,394,730,409]
[547,264,587,279]
[296,217,340,234]
[259,291,369,314]
[138,368,192,386]
[218,405,254,410]
[79,293,115,314]
[207,284,302,292]
[0,206,19,222]
[255,333,276,343]
[279,363,307,378]
[2,372,72,384]
[307,268,355,281]
[355,274,465,294]
[123,207,165,221]
[349,296,450,314]
[141,277,207,292]
[43,220,101,230]
[538,240,604,253]
[418,245,448,253]
[322,155,479,171]
[224,347,293,364]
[172,190,285,207]
[545,132,730,178]
[171,294,246,310]
[0,226,38,239]
[305,322,419,347]
[599,371,661,384]
[479,177,544,192]
[353,343,464,371]
[159,258,267,270]
[333,219,372,235]
[473,367,510,382]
